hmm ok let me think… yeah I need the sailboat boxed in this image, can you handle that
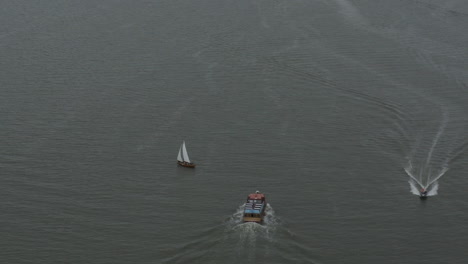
[177,141,196,168]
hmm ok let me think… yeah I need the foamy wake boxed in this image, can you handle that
[223,205,322,263]
[405,161,447,196]
[225,204,280,242]
[409,180,439,196]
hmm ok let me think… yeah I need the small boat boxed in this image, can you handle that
[243,191,266,223]
[419,188,428,199]
[177,141,195,168]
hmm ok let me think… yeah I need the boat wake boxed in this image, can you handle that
[402,103,455,197]
[405,162,447,196]
[163,204,319,263]
[409,179,439,196]
[222,204,280,261]
[226,204,280,236]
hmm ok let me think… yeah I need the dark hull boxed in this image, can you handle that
[243,215,264,223]
[177,161,196,168]
[243,219,263,224]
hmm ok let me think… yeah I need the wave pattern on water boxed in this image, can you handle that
[161,204,323,264]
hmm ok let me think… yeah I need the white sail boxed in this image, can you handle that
[182,141,191,163]
[177,144,183,162]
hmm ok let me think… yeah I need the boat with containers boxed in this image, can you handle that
[242,191,266,223]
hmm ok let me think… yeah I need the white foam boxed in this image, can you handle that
[427,181,439,196]
[405,159,448,196]
[422,109,449,177]
[405,163,424,188]
[226,204,279,241]
[409,180,421,195]
[427,167,448,187]
[408,179,439,196]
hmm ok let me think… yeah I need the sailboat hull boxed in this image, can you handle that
[177,161,196,168]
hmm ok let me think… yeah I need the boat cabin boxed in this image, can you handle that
[247,193,265,201]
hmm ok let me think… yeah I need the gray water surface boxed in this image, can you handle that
[1,0,468,263]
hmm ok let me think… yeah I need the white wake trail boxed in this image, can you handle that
[404,107,450,196]
[427,182,439,196]
[409,180,439,196]
[404,164,424,188]
[226,204,279,240]
[421,109,449,178]
[409,180,421,195]
[426,167,449,187]
[406,161,445,196]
